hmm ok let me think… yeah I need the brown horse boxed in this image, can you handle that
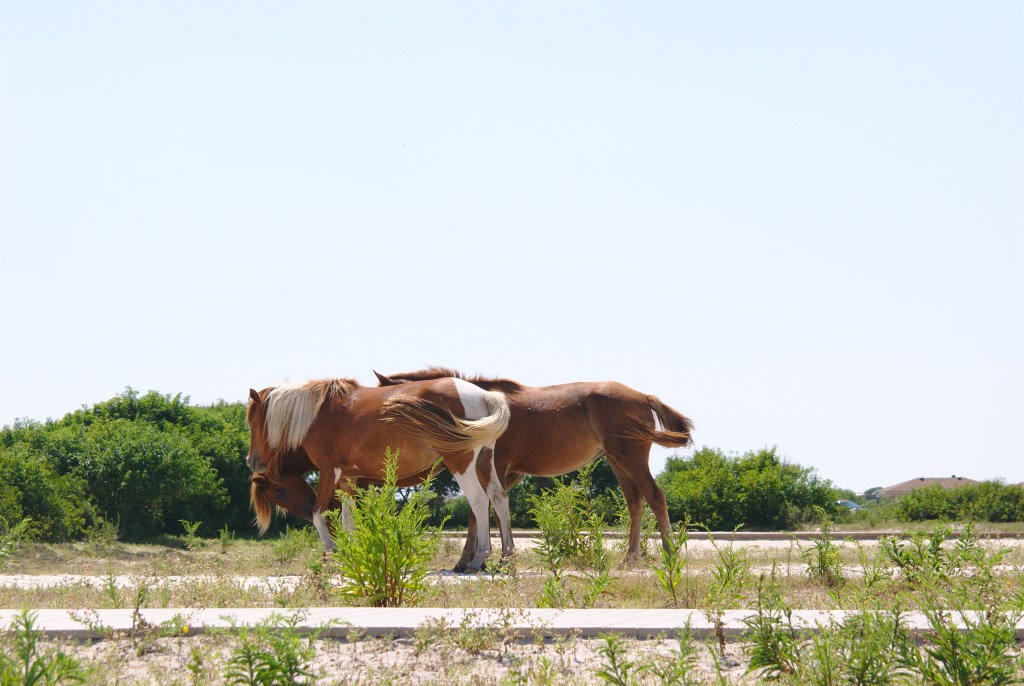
[376,367,694,566]
[246,376,511,572]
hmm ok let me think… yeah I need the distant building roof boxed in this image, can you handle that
[879,476,979,499]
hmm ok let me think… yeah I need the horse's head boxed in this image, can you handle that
[250,470,316,534]
[245,388,273,474]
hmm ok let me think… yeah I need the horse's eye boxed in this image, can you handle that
[275,490,285,499]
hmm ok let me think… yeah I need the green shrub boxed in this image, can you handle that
[70,419,226,540]
[0,448,89,542]
[224,612,318,686]
[328,448,444,607]
[658,447,835,531]
[891,482,1024,523]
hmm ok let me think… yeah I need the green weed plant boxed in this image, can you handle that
[327,448,444,607]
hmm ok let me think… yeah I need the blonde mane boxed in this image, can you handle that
[264,379,355,452]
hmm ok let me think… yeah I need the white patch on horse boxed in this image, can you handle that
[312,510,335,552]
[450,448,492,569]
[484,446,514,555]
[333,467,341,485]
[452,377,488,420]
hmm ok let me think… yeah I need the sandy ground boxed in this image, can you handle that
[54,631,756,685]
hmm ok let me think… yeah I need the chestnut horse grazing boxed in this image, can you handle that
[376,368,694,566]
[246,377,511,572]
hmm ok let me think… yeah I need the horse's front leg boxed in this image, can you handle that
[312,467,341,554]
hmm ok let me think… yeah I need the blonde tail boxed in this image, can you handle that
[381,391,510,452]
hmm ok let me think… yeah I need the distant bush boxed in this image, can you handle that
[891,482,1024,523]
[0,388,300,542]
[0,448,89,541]
[657,447,836,531]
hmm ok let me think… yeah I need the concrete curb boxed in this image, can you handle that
[449,530,1024,541]
[3,607,1022,640]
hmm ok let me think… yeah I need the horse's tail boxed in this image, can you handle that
[629,396,694,447]
[381,390,510,453]
[250,474,274,534]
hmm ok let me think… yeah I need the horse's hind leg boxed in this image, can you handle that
[604,458,646,565]
[449,448,499,573]
[476,446,514,562]
[606,443,673,555]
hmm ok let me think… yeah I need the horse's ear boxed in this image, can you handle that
[249,388,260,403]
[374,371,396,386]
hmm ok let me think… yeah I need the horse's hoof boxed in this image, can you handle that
[618,553,643,569]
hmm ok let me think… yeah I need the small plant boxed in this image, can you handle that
[328,448,445,607]
[180,519,203,552]
[224,612,319,686]
[639,624,700,685]
[803,506,844,587]
[702,525,750,656]
[531,462,611,570]
[743,567,802,680]
[83,516,120,557]
[594,632,639,686]
[903,605,1024,685]
[0,608,85,685]
[272,526,318,563]
[880,525,953,585]
[219,524,235,554]
[0,517,30,570]
[101,570,121,608]
[455,610,499,654]
[654,518,690,607]
[837,608,912,685]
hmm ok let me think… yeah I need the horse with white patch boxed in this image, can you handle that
[246,377,510,572]
[376,368,694,567]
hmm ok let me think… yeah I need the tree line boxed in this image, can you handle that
[2,389,1021,543]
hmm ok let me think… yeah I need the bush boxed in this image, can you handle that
[0,447,89,541]
[891,482,1024,523]
[0,388,285,541]
[658,447,835,531]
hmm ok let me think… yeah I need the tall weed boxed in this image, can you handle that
[328,448,444,607]
[0,608,84,685]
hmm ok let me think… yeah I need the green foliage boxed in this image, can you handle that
[654,519,690,607]
[902,609,1024,685]
[0,448,89,541]
[657,447,836,531]
[0,518,31,571]
[702,526,750,656]
[328,448,444,607]
[804,507,845,587]
[743,569,802,680]
[638,625,700,685]
[507,457,622,529]
[0,387,306,542]
[69,419,224,540]
[0,609,84,685]
[223,612,319,686]
[180,519,203,552]
[593,633,639,686]
[892,481,1024,523]
[879,526,954,585]
[529,462,606,570]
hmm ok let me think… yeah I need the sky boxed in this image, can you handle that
[1,2,1021,494]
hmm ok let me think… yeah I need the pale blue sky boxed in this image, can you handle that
[2,2,1021,492]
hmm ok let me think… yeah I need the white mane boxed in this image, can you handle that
[264,379,353,451]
